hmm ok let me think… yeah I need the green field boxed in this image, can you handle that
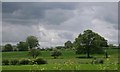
[2,48,119,70]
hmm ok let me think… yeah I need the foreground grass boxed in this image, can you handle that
[2,64,118,70]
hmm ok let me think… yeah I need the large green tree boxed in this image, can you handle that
[26,36,39,49]
[17,41,28,51]
[73,30,108,58]
[64,41,73,49]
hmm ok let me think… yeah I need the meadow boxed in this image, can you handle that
[2,48,119,71]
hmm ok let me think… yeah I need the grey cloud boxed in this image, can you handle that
[2,22,39,43]
[40,9,74,25]
[2,2,118,47]
[2,2,78,26]
[58,32,74,40]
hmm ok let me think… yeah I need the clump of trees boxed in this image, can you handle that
[17,41,28,51]
[2,36,40,52]
[73,29,108,58]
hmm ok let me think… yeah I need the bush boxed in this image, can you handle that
[34,58,47,65]
[19,59,30,65]
[10,59,19,65]
[51,49,62,59]
[91,58,104,64]
[2,59,9,65]
[98,59,104,64]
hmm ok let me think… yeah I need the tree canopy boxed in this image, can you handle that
[73,29,108,58]
[64,41,73,49]
[26,36,39,49]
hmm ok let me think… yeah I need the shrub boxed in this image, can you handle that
[91,58,104,64]
[51,49,62,59]
[2,59,9,65]
[19,59,30,65]
[34,58,47,65]
[10,59,19,65]
[98,59,104,64]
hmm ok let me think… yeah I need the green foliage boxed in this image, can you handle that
[17,41,28,51]
[34,58,47,64]
[10,59,19,65]
[28,49,40,58]
[51,49,62,59]
[26,36,39,49]
[64,41,73,49]
[2,59,9,65]
[3,44,13,52]
[19,59,30,65]
[55,46,65,49]
[73,30,108,58]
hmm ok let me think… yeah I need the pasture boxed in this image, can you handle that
[2,48,119,70]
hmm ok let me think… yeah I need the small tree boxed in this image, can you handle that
[29,49,40,58]
[26,36,39,50]
[3,44,13,52]
[51,49,62,59]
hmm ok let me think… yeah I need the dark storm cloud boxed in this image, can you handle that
[2,2,78,25]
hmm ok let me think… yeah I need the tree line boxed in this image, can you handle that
[2,29,119,58]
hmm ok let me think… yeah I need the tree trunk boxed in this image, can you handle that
[87,51,90,58]
[87,46,90,58]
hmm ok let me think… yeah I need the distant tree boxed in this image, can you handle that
[51,49,62,59]
[64,41,73,49]
[26,36,39,50]
[28,49,40,58]
[108,44,114,48]
[118,44,120,48]
[56,46,65,49]
[3,44,13,52]
[17,41,28,51]
[73,30,108,58]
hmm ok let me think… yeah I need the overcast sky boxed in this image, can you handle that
[2,2,118,47]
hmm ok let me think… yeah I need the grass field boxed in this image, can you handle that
[2,48,119,70]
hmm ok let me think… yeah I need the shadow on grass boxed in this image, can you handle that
[76,56,93,59]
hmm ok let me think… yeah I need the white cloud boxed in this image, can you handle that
[38,25,75,47]
[91,19,118,45]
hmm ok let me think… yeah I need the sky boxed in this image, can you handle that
[1,2,118,47]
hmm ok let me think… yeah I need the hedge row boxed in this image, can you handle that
[2,58,47,65]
